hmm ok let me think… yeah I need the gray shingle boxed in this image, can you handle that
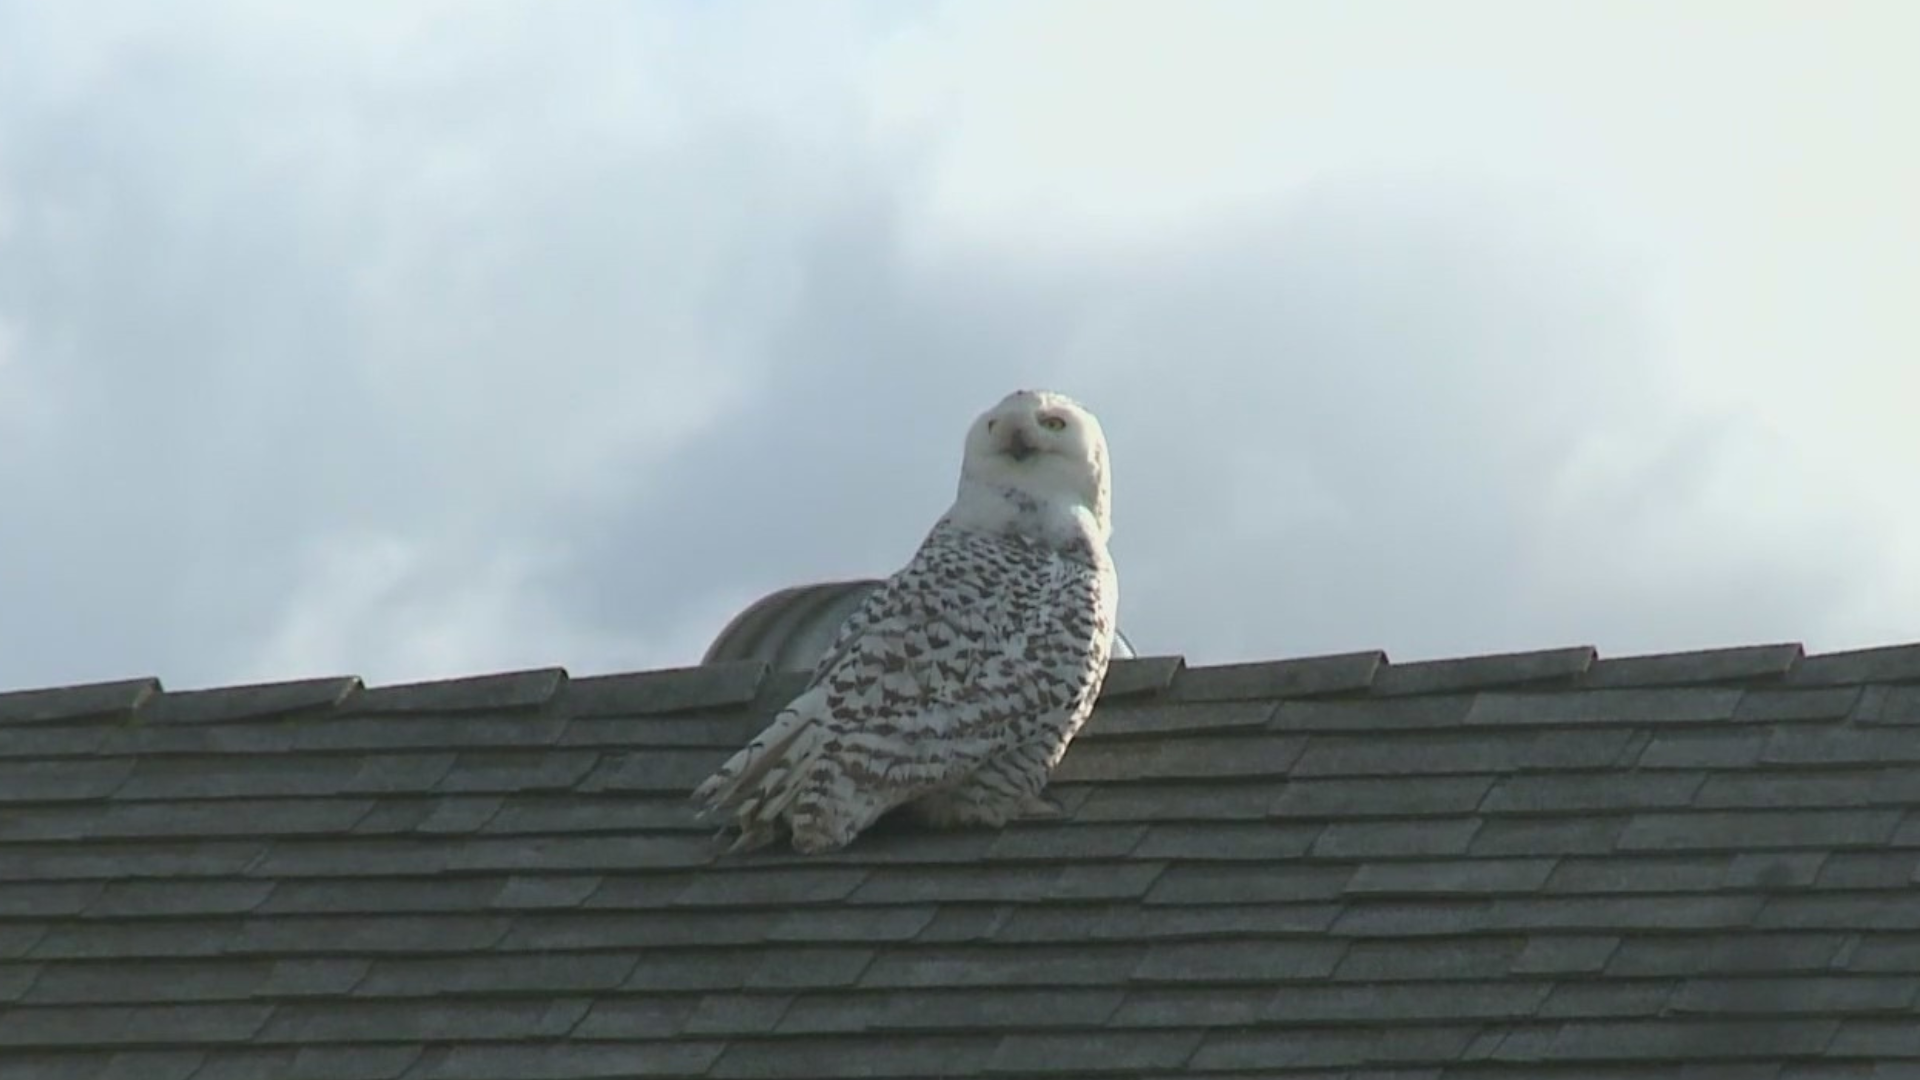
[113,755,366,800]
[1759,894,1920,931]
[500,909,776,950]
[1737,686,1864,722]
[1616,809,1905,851]
[1853,931,1920,981]
[1488,894,1765,932]
[1191,1024,1479,1070]
[984,822,1147,860]
[1726,851,1828,889]
[3,841,266,883]
[50,798,374,840]
[142,677,360,724]
[344,668,566,715]
[1345,857,1555,896]
[445,833,716,874]
[1467,687,1742,727]
[0,914,45,957]
[1067,698,1272,745]
[779,986,1122,1033]
[28,920,239,960]
[768,905,938,944]
[988,1030,1203,1074]
[1289,733,1512,777]
[709,1034,996,1080]
[0,724,111,758]
[1583,644,1804,688]
[0,1003,272,1047]
[1696,768,1920,809]
[1333,938,1525,981]
[560,713,749,749]
[1271,774,1496,819]
[25,960,269,1004]
[291,1046,422,1080]
[861,945,1145,988]
[231,915,512,955]
[995,901,1339,942]
[1829,1019,1920,1056]
[569,997,697,1038]
[1787,644,1920,686]
[1370,647,1594,697]
[1146,863,1355,905]
[1854,683,1920,725]
[258,878,507,915]
[411,1041,725,1079]
[1133,939,1347,983]
[294,715,568,753]
[0,678,159,723]
[1072,782,1275,822]
[355,795,502,835]
[259,959,372,997]
[1546,855,1731,894]
[1098,655,1185,700]
[1637,729,1770,768]
[1311,818,1482,858]
[1132,821,1321,860]
[1270,694,1476,732]
[623,949,760,992]
[1511,935,1621,974]
[1546,1018,1841,1060]
[1671,975,1919,1015]
[0,883,102,917]
[568,661,766,717]
[1480,771,1704,814]
[354,954,636,997]
[572,748,724,793]
[1606,934,1850,976]
[259,999,589,1042]
[0,759,133,803]
[1264,980,1551,1022]
[1173,651,1384,702]
[480,795,700,836]
[847,863,1161,904]
[87,879,273,916]
[1107,987,1270,1027]
[1815,851,1920,889]
[1329,899,1490,937]
[745,946,876,989]
[0,962,41,1002]
[674,866,867,907]
[682,993,793,1036]
[1538,979,1679,1019]
[1763,727,1920,766]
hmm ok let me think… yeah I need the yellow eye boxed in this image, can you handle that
[1039,415,1067,432]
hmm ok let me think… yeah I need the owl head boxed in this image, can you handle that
[960,389,1111,537]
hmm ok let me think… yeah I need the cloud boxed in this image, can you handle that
[0,1,1914,691]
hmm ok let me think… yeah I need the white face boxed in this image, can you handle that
[960,389,1110,528]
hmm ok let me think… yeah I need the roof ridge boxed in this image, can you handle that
[4,641,1919,731]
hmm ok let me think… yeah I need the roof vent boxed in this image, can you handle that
[705,579,1137,671]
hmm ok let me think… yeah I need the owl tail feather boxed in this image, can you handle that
[692,701,836,852]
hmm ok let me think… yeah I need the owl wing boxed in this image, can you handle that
[693,528,1095,852]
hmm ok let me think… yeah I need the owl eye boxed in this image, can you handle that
[1039,415,1068,432]
[985,419,999,432]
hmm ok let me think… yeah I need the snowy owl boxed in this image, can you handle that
[693,388,1119,854]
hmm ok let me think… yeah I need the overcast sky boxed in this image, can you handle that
[2,1,1916,692]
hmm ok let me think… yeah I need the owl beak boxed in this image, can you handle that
[1002,429,1038,462]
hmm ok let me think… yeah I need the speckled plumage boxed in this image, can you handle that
[693,389,1119,854]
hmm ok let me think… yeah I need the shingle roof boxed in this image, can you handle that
[3,641,1919,1078]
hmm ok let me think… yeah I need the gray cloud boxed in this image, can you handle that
[0,3,1905,692]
